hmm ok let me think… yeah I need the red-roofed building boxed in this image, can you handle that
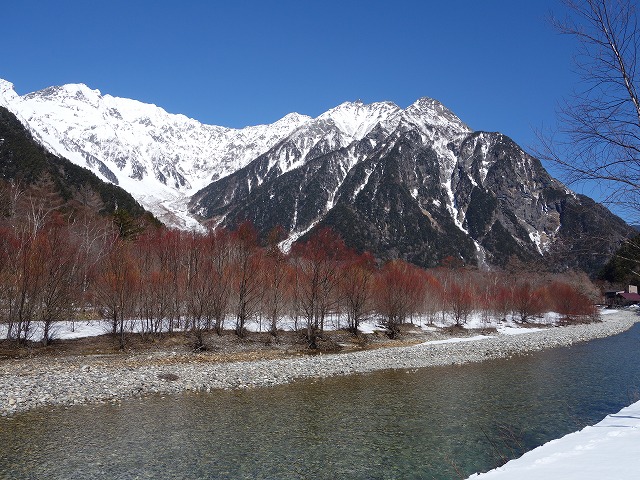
[604,286,640,307]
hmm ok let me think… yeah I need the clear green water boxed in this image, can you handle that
[2,324,640,479]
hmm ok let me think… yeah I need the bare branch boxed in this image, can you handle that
[538,0,640,221]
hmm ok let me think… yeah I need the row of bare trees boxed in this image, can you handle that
[0,199,598,348]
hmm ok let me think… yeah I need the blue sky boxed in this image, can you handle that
[3,1,579,181]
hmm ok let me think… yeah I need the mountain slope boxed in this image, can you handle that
[1,78,633,273]
[0,105,153,224]
[0,79,310,228]
[190,102,632,273]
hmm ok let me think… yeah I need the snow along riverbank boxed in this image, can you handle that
[1,309,638,417]
[468,399,640,479]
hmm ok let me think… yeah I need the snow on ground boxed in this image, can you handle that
[420,335,491,346]
[468,400,640,479]
[354,321,387,334]
[0,320,110,341]
[496,325,545,335]
[0,310,599,342]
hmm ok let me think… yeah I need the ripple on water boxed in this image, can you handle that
[1,322,640,479]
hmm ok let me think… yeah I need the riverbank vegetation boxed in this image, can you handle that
[0,188,600,351]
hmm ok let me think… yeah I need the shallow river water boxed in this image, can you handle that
[2,324,640,479]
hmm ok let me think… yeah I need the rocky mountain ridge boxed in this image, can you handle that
[0,79,633,273]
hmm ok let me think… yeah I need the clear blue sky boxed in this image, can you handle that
[2,1,578,177]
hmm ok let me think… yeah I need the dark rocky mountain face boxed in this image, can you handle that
[1,76,632,275]
[190,111,633,275]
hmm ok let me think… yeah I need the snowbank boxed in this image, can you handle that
[468,400,640,479]
[0,310,583,342]
[0,320,109,341]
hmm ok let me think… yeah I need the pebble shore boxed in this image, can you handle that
[1,310,638,417]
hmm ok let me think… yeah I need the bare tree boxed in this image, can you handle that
[512,281,546,324]
[92,236,140,348]
[3,180,65,344]
[35,215,82,346]
[153,229,186,333]
[183,231,214,346]
[291,228,346,348]
[71,187,111,309]
[447,280,476,327]
[539,0,640,218]
[230,222,263,338]
[261,226,292,336]
[374,260,427,338]
[207,229,233,336]
[339,251,375,334]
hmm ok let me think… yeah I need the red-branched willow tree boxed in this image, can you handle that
[134,228,186,336]
[34,215,82,345]
[374,260,429,337]
[0,195,603,348]
[447,280,476,327]
[339,251,376,334]
[3,214,82,345]
[547,281,598,322]
[230,222,264,338]
[182,229,233,348]
[511,281,547,324]
[0,227,16,336]
[91,234,140,349]
[261,226,293,336]
[290,227,348,348]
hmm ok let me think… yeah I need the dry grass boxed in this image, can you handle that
[0,323,454,367]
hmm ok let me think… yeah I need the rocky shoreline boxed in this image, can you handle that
[1,310,638,417]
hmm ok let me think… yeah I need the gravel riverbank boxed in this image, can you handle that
[1,310,638,416]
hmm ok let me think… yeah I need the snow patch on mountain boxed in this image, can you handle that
[1,79,478,231]
[319,100,402,140]
[0,80,19,107]
[0,79,312,226]
[0,77,593,273]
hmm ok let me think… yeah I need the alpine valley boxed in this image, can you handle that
[0,79,633,273]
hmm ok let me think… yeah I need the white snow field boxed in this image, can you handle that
[468,399,640,479]
[0,310,571,342]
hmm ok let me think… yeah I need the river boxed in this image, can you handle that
[1,324,640,479]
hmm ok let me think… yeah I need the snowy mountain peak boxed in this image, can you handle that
[0,78,476,229]
[402,96,471,134]
[318,99,402,140]
[0,79,15,94]
[1,77,631,275]
[277,112,312,124]
[265,112,313,132]
[0,80,18,107]
[25,83,102,104]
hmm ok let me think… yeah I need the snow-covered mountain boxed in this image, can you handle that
[0,79,310,228]
[0,78,633,272]
[190,97,472,240]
